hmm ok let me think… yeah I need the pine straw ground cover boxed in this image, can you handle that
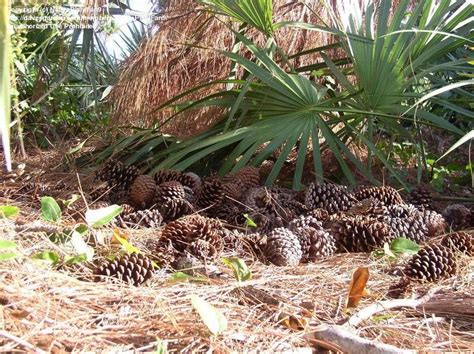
[0,220,472,353]
[0,149,473,352]
[0,220,473,352]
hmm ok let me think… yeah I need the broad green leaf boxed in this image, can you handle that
[191,295,228,335]
[0,239,16,249]
[64,254,88,265]
[41,196,62,222]
[0,252,17,261]
[0,205,19,218]
[222,257,252,282]
[390,238,420,255]
[69,230,94,261]
[85,205,122,227]
[32,251,60,265]
[243,213,257,228]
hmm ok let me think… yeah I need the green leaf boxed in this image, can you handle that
[41,197,62,222]
[64,254,88,265]
[383,243,397,259]
[437,130,474,162]
[68,230,94,261]
[190,295,228,336]
[67,140,87,155]
[390,237,420,255]
[168,272,208,283]
[74,224,89,236]
[154,339,167,354]
[243,213,257,228]
[222,257,252,282]
[62,194,81,208]
[32,251,60,265]
[113,231,140,254]
[85,205,122,227]
[0,239,16,249]
[0,205,19,218]
[0,252,17,261]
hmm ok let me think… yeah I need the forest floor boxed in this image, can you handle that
[0,144,473,353]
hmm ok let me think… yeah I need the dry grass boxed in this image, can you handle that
[109,0,340,138]
[1,148,473,352]
[0,219,472,352]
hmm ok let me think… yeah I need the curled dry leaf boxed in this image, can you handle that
[345,267,370,309]
[278,312,308,330]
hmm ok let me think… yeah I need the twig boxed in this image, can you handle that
[432,196,474,203]
[0,330,47,353]
[14,220,63,234]
[346,287,441,328]
[306,324,414,354]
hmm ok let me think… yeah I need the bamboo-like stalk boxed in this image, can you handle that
[0,0,12,172]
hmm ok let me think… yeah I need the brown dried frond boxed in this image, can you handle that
[109,0,339,138]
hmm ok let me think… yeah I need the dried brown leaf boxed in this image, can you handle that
[345,266,370,309]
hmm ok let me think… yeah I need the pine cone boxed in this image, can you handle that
[288,215,324,231]
[234,166,261,189]
[292,226,336,262]
[95,160,139,191]
[331,215,394,252]
[404,244,456,282]
[130,175,156,209]
[246,211,284,234]
[120,203,136,215]
[305,183,357,214]
[119,209,163,228]
[308,208,330,222]
[177,172,202,191]
[386,277,411,299]
[440,231,473,256]
[354,186,404,206]
[159,215,224,261]
[407,185,433,210]
[153,169,182,185]
[93,253,154,286]
[154,181,192,221]
[420,209,446,237]
[383,215,429,244]
[222,182,244,201]
[208,202,245,225]
[347,198,385,216]
[263,227,302,266]
[381,203,420,218]
[89,183,110,202]
[195,178,225,209]
[442,204,473,231]
[111,189,133,205]
[155,181,186,203]
[161,198,192,221]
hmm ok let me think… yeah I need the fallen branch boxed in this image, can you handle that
[307,324,414,354]
[346,287,441,328]
[14,221,62,234]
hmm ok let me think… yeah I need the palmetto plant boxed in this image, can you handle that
[96,0,472,189]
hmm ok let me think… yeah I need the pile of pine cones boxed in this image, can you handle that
[90,160,473,286]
